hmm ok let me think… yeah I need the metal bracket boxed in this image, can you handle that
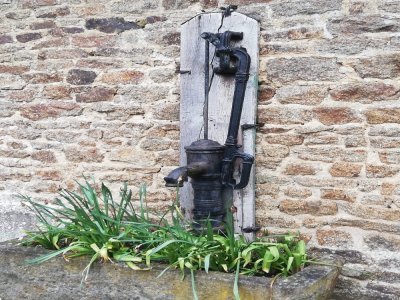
[242,225,261,233]
[241,123,260,130]
[220,5,238,17]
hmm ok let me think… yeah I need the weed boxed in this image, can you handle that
[21,179,308,299]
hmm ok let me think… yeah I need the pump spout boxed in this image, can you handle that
[164,167,188,187]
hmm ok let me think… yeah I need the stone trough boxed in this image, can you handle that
[0,240,343,299]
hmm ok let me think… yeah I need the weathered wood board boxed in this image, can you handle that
[180,12,259,239]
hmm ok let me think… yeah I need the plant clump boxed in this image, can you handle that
[21,179,308,300]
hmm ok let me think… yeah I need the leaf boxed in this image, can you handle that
[51,234,60,250]
[253,258,264,271]
[147,239,179,256]
[269,246,280,260]
[262,250,274,273]
[204,254,211,273]
[286,256,294,272]
[178,257,185,271]
[184,261,193,269]
[126,262,141,270]
[297,240,306,256]
[233,257,241,300]
[157,265,173,278]
[113,253,142,263]
[221,264,228,272]
[190,269,199,300]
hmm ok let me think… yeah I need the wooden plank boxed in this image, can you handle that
[180,12,259,240]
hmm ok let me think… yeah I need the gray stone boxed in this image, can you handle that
[366,282,400,299]
[0,213,35,242]
[16,32,42,43]
[111,0,159,13]
[66,69,97,85]
[353,55,400,79]
[378,1,400,13]
[36,7,70,18]
[364,234,400,252]
[370,125,400,137]
[86,17,141,33]
[267,57,341,84]
[0,35,13,44]
[332,276,398,300]
[271,0,342,17]
[162,0,198,10]
[328,15,400,36]
[0,241,343,300]
[275,85,327,105]
[0,75,26,90]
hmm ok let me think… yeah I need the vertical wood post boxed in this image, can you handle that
[179,12,259,240]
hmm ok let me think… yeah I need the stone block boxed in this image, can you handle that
[76,87,116,102]
[354,55,400,79]
[267,57,341,83]
[19,0,57,8]
[313,107,361,125]
[330,82,399,103]
[321,189,355,202]
[64,147,104,163]
[20,102,81,121]
[72,35,116,48]
[0,35,13,44]
[85,17,141,33]
[284,187,312,198]
[0,75,26,90]
[31,150,57,163]
[340,203,400,222]
[16,32,42,43]
[316,229,353,248]
[258,107,312,125]
[265,134,304,146]
[329,162,362,177]
[279,200,338,216]
[66,69,97,85]
[328,15,400,36]
[43,85,71,100]
[284,163,316,175]
[36,6,70,18]
[379,151,400,164]
[270,0,342,17]
[365,108,400,124]
[332,218,400,235]
[378,0,400,13]
[38,49,88,60]
[32,38,68,50]
[275,85,327,105]
[295,147,342,163]
[100,70,144,85]
[366,164,399,178]
[364,234,400,252]
[29,20,56,30]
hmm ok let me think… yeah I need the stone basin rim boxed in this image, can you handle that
[0,239,344,300]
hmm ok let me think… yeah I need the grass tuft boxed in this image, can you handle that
[21,179,309,299]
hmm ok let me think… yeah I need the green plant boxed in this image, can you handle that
[21,179,309,299]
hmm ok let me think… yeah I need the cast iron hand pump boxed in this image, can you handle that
[201,31,254,189]
[164,31,254,226]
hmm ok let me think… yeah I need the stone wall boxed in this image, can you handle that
[0,0,399,298]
